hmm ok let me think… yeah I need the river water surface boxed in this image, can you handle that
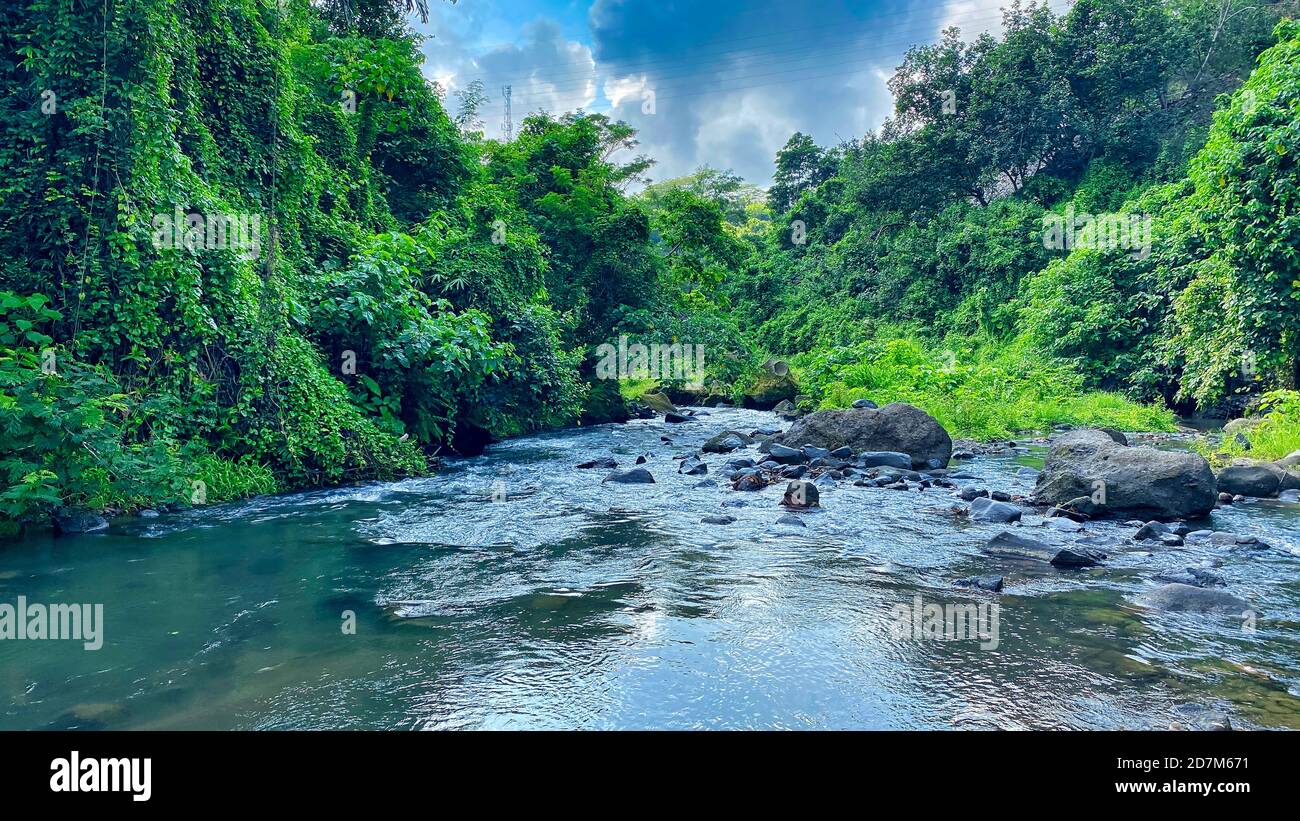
[3,407,1300,729]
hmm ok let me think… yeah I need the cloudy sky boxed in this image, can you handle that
[413,0,1065,186]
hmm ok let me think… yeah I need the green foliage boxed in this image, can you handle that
[639,166,764,227]
[1210,390,1300,462]
[0,3,641,531]
[794,333,1176,440]
[767,132,836,214]
[307,231,507,444]
[730,0,1293,425]
[0,293,186,522]
[4,0,1299,536]
[1017,249,1153,390]
[188,453,280,503]
[1180,20,1300,395]
[1242,390,1300,461]
[477,304,587,436]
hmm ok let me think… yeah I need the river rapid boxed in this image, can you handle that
[2,406,1299,729]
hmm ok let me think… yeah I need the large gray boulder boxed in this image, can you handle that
[777,403,952,469]
[1032,429,1216,520]
[1216,461,1284,497]
[1216,458,1300,497]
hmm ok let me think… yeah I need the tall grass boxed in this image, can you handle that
[1213,390,1300,461]
[189,454,280,504]
[793,334,1176,441]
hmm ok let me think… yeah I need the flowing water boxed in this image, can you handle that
[3,407,1300,730]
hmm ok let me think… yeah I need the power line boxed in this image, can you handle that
[467,8,1008,117]
[458,5,1006,106]
[434,2,1010,80]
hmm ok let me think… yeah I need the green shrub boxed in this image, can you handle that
[794,333,1175,440]
[1211,390,1300,462]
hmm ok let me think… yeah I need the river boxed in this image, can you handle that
[2,407,1299,729]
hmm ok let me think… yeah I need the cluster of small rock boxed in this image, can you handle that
[581,404,1281,631]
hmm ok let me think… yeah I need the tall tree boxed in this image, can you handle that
[767,132,836,214]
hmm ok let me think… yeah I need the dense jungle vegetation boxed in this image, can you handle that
[3,0,1300,532]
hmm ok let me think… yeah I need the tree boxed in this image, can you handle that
[1184,20,1300,390]
[767,133,836,214]
[454,79,489,133]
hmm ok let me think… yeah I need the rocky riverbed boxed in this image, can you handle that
[2,405,1299,729]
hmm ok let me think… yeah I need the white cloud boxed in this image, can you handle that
[416,0,1077,184]
[603,74,649,109]
[938,0,1075,39]
[938,0,1003,38]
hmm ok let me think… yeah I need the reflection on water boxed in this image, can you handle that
[2,408,1299,729]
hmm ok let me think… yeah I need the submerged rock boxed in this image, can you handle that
[954,575,1005,592]
[1134,521,1170,541]
[52,507,109,535]
[576,457,618,469]
[1048,518,1085,533]
[1170,704,1233,732]
[776,513,807,527]
[981,531,1103,567]
[801,444,831,461]
[602,468,655,484]
[859,451,912,470]
[678,458,708,476]
[767,443,807,464]
[1154,567,1227,588]
[701,514,735,525]
[1135,583,1250,615]
[1032,429,1216,519]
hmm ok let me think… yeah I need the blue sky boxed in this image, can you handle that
[412,1,1062,185]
